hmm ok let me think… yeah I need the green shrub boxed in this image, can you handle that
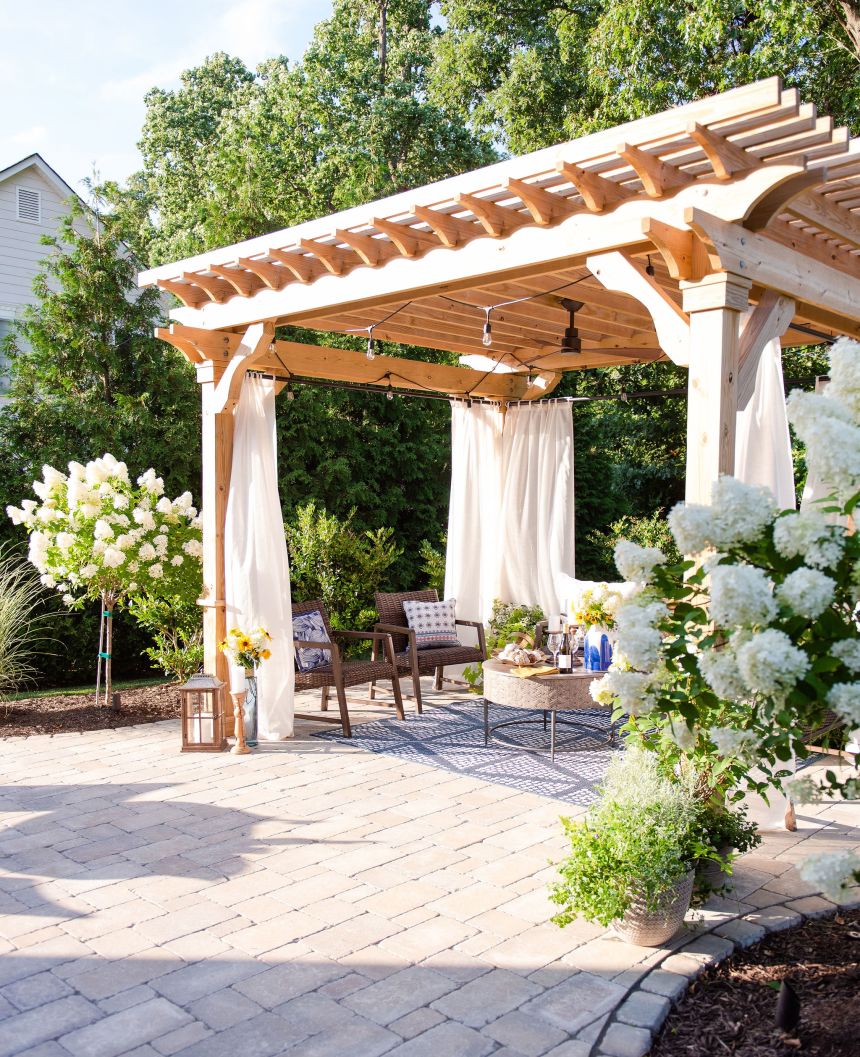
[285,502,401,650]
[550,749,708,927]
[127,593,203,683]
[0,546,53,701]
[590,509,681,575]
[418,536,446,597]
[463,599,545,692]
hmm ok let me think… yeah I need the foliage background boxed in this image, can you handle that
[1,0,855,681]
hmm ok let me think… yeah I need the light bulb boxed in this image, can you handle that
[386,388,394,401]
[366,336,375,360]
[482,320,492,347]
[286,383,294,401]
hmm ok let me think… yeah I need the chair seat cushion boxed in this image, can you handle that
[395,644,484,669]
[402,598,460,649]
[293,609,331,672]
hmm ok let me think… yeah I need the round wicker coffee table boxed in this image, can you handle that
[482,659,611,760]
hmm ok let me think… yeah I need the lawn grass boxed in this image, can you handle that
[7,675,167,701]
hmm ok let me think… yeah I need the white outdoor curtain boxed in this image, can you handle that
[444,402,503,622]
[497,402,575,623]
[445,400,575,623]
[733,332,796,829]
[734,335,796,510]
[224,375,295,740]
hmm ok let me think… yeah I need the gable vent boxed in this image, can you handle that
[16,187,41,223]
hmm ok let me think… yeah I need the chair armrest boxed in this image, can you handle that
[374,622,412,636]
[455,618,487,658]
[293,638,334,650]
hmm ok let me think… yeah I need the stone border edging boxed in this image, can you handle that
[580,889,860,1057]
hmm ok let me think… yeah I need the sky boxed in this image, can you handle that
[0,0,332,192]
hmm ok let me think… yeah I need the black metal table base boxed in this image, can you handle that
[483,701,616,760]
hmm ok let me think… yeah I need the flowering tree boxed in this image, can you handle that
[7,454,203,704]
[593,337,860,901]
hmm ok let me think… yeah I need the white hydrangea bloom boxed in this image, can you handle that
[132,507,157,532]
[137,469,165,496]
[183,538,203,559]
[62,593,75,607]
[613,600,666,671]
[786,776,827,805]
[832,639,860,673]
[176,491,193,511]
[697,647,748,701]
[786,388,851,433]
[56,532,75,552]
[67,461,85,479]
[798,849,860,901]
[114,534,134,551]
[153,534,168,557]
[80,563,98,579]
[102,546,125,569]
[93,519,114,540]
[773,511,844,570]
[736,629,809,697]
[827,682,860,726]
[42,465,66,490]
[156,496,173,515]
[171,555,183,566]
[590,669,654,715]
[613,540,667,583]
[113,493,130,510]
[127,561,139,574]
[708,477,777,549]
[709,564,776,628]
[825,337,860,417]
[797,416,860,503]
[708,726,755,758]
[92,540,107,556]
[668,502,712,554]
[32,480,49,500]
[6,505,25,525]
[138,542,156,561]
[776,567,836,619]
[40,573,56,588]
[148,562,163,580]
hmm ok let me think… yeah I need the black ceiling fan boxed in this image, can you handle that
[558,297,584,354]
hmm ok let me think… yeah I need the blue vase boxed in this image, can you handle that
[584,626,613,671]
[243,670,258,747]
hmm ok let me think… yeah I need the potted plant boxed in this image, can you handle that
[550,748,709,946]
[694,803,761,896]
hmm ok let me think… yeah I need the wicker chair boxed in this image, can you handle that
[373,590,487,712]
[292,599,405,738]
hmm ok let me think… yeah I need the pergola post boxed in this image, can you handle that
[681,272,752,504]
[199,373,233,691]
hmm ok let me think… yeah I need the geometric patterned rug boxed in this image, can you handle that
[312,698,621,805]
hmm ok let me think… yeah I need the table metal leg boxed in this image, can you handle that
[551,711,556,761]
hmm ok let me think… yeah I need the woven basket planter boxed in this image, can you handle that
[611,869,695,947]
[696,842,734,893]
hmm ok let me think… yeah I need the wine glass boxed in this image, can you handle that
[545,631,563,669]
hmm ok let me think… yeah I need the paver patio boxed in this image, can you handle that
[1,683,858,1057]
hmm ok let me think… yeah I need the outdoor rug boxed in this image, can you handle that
[312,699,620,805]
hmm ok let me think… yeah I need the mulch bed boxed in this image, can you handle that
[651,910,860,1057]
[1,684,180,737]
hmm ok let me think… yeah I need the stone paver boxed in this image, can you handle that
[0,683,857,1057]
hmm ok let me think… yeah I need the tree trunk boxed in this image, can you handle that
[379,0,388,86]
[837,1,860,58]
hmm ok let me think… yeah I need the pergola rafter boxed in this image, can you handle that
[138,76,860,687]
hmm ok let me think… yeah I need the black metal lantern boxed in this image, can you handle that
[179,673,227,752]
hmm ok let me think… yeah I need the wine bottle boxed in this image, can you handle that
[557,623,573,674]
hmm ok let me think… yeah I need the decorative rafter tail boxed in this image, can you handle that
[208,263,263,296]
[183,271,233,303]
[454,192,527,237]
[298,238,352,276]
[686,121,755,180]
[555,160,632,212]
[156,279,207,309]
[237,256,288,290]
[334,228,391,267]
[411,204,477,248]
[371,216,438,257]
[616,142,691,197]
[503,176,574,225]
[267,248,320,283]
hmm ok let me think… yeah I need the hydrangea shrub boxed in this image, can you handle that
[8,454,203,698]
[594,337,860,901]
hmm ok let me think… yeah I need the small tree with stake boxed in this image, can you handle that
[8,454,203,705]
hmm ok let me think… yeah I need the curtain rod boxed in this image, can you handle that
[263,373,824,406]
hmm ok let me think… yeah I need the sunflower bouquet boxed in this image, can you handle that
[219,626,272,670]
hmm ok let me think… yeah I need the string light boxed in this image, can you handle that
[366,326,376,360]
[386,376,394,400]
[286,381,295,401]
[482,309,493,347]
[645,255,655,276]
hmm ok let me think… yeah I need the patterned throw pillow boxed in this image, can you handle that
[402,598,460,650]
[293,610,331,672]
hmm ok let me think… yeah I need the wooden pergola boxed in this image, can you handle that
[139,77,860,686]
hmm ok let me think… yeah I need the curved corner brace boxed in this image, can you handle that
[587,251,690,367]
[743,168,827,231]
[212,322,276,415]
